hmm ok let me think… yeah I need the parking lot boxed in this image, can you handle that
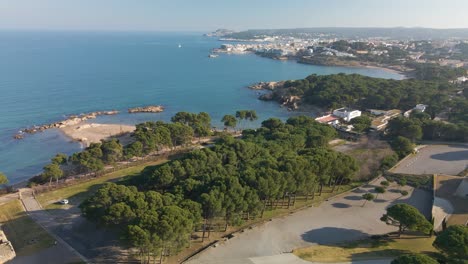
[186,178,432,264]
[391,144,468,175]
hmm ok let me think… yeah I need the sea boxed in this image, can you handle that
[0,31,404,184]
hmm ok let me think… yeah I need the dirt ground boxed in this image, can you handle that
[333,138,394,180]
[186,177,432,264]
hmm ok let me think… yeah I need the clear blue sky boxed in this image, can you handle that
[1,0,468,31]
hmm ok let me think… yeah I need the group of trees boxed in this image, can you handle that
[390,224,468,263]
[381,203,467,263]
[31,112,217,185]
[221,110,258,130]
[80,183,199,263]
[81,116,359,260]
[37,153,67,184]
[350,116,372,133]
[387,115,467,144]
[273,73,456,112]
[405,61,467,81]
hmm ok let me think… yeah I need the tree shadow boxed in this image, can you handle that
[27,184,138,264]
[388,188,401,193]
[389,188,433,219]
[332,202,352,208]
[431,150,468,161]
[373,199,387,203]
[301,227,369,245]
[351,188,367,194]
[343,195,362,201]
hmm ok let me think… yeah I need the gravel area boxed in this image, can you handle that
[186,178,432,264]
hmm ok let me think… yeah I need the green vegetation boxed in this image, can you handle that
[0,172,8,186]
[361,193,374,207]
[433,225,468,261]
[235,110,258,129]
[171,111,212,138]
[294,236,438,263]
[406,61,467,81]
[374,186,386,199]
[274,73,458,112]
[80,115,359,260]
[0,200,55,256]
[30,111,220,185]
[387,116,467,143]
[380,204,432,237]
[36,158,168,210]
[391,253,438,264]
[384,173,432,190]
[221,114,237,130]
[350,116,372,133]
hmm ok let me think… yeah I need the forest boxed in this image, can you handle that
[272,73,457,112]
[79,115,359,261]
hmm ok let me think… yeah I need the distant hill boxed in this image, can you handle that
[223,27,468,40]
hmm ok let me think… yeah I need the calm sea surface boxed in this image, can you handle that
[0,31,404,184]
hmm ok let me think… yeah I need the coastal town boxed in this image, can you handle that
[210,29,468,80]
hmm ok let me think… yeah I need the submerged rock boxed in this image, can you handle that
[128,105,165,113]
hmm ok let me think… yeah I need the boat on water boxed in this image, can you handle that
[178,44,182,48]
[208,54,219,58]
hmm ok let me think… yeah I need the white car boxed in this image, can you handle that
[59,199,69,205]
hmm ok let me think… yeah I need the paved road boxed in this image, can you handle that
[18,189,87,264]
[392,144,468,175]
[186,178,432,264]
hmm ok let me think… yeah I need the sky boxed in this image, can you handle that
[1,0,468,31]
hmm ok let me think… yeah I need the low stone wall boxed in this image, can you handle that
[0,228,16,263]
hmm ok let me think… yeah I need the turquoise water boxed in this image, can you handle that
[0,31,403,184]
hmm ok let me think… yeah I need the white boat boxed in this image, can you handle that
[208,54,219,58]
[178,44,182,48]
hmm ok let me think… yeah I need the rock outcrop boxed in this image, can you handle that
[128,105,164,113]
[248,81,284,90]
[251,81,301,110]
[14,110,119,139]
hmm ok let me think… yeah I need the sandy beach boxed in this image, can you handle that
[60,123,136,147]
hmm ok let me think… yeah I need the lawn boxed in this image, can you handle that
[36,158,168,210]
[294,235,439,263]
[0,200,55,256]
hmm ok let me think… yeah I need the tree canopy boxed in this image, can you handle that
[381,204,432,237]
[433,225,468,260]
[80,115,359,260]
[390,253,438,264]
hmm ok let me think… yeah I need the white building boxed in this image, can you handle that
[414,104,428,112]
[332,108,362,122]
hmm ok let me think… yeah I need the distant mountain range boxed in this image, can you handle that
[217,27,468,40]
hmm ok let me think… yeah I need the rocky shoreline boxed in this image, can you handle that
[14,105,165,140]
[248,81,302,111]
[14,110,119,139]
[128,105,164,113]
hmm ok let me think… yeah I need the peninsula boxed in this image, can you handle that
[14,110,119,139]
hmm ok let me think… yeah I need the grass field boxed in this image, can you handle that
[0,200,55,256]
[294,235,439,263]
[36,158,168,210]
